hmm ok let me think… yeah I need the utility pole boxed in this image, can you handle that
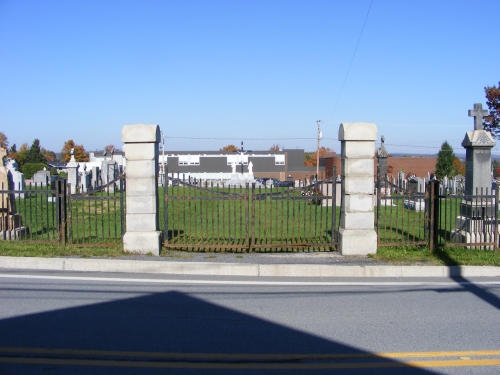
[316,120,322,180]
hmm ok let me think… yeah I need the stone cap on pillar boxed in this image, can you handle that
[338,122,377,141]
[461,130,496,148]
[122,124,160,143]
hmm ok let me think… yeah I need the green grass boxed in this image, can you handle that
[377,196,500,246]
[0,241,128,258]
[371,246,500,266]
[11,186,124,245]
[1,240,498,266]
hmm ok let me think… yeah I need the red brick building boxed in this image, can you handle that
[322,156,438,179]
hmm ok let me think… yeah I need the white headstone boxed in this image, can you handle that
[6,159,25,198]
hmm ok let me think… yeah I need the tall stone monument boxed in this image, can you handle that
[6,158,25,198]
[66,148,80,194]
[122,124,161,255]
[0,148,25,239]
[451,103,497,246]
[101,149,118,193]
[338,122,378,255]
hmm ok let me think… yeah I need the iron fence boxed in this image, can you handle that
[163,168,339,252]
[376,169,499,251]
[0,182,59,242]
[433,182,498,250]
[67,175,126,245]
[376,168,429,247]
[0,175,125,245]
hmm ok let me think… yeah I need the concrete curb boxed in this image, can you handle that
[0,257,499,277]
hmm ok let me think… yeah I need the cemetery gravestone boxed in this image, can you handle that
[91,166,100,188]
[0,148,25,239]
[6,159,25,198]
[405,177,425,211]
[377,135,394,206]
[451,103,497,247]
[66,149,80,194]
[33,169,51,187]
[101,155,118,193]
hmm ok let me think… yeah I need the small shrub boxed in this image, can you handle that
[22,163,48,179]
[302,187,323,205]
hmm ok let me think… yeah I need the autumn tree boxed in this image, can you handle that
[269,144,280,151]
[0,132,8,149]
[493,160,500,178]
[220,144,238,152]
[8,144,17,158]
[61,140,89,162]
[483,82,500,138]
[11,143,29,170]
[452,157,465,176]
[104,144,118,154]
[303,147,335,167]
[435,141,455,179]
[42,148,56,161]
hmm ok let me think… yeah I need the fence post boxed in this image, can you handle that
[331,165,337,245]
[122,124,162,256]
[494,182,499,252]
[338,122,378,255]
[55,178,67,245]
[428,180,439,252]
[164,168,169,246]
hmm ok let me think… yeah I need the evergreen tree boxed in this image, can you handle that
[435,141,455,179]
[26,139,47,164]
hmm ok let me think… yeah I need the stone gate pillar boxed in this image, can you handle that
[122,124,161,255]
[338,122,377,255]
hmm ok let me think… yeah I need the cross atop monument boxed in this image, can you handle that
[468,103,488,130]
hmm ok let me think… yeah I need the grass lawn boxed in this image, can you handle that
[2,183,499,266]
[1,241,499,266]
[372,246,500,266]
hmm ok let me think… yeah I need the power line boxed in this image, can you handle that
[165,136,335,141]
[326,0,374,125]
[165,137,461,151]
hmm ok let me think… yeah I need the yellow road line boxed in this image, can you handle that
[1,347,499,361]
[0,357,500,370]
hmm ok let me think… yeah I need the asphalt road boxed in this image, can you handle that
[0,270,499,374]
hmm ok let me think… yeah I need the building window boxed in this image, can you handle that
[275,155,285,165]
[227,155,248,165]
[178,155,200,165]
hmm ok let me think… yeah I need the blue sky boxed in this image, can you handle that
[1,0,499,155]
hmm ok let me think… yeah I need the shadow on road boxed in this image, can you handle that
[0,289,439,374]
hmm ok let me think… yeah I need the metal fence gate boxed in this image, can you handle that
[0,175,125,245]
[376,168,499,251]
[163,170,338,252]
[66,175,126,245]
[432,182,498,250]
[376,171,429,247]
